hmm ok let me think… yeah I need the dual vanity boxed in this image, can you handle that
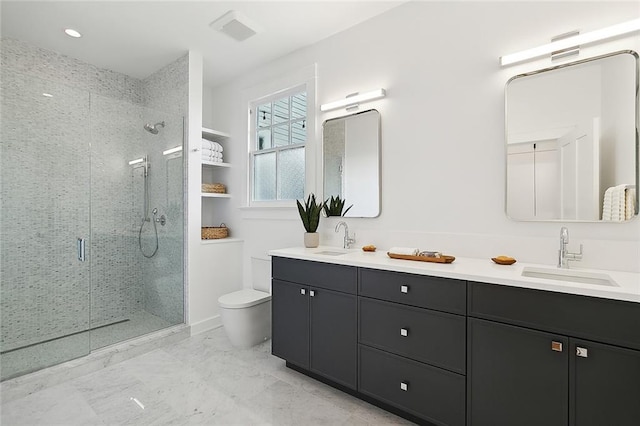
[269,247,640,426]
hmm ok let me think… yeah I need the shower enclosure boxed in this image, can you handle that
[0,68,185,380]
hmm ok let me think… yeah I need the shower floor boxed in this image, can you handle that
[91,310,172,351]
[1,310,174,381]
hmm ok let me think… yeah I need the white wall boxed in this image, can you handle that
[208,1,640,276]
[187,52,243,334]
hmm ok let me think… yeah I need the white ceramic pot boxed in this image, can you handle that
[304,232,319,248]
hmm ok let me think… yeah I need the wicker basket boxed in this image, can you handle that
[202,183,226,194]
[201,224,228,240]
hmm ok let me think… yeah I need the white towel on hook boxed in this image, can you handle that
[610,188,621,221]
[625,187,636,220]
[602,186,614,220]
[604,184,632,221]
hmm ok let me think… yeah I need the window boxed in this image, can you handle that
[250,90,307,202]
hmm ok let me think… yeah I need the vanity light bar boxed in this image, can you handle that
[128,158,145,165]
[162,146,182,156]
[500,18,640,66]
[320,88,386,112]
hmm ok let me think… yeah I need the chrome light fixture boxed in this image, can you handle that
[320,88,386,112]
[500,18,640,66]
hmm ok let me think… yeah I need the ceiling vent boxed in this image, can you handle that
[209,10,258,42]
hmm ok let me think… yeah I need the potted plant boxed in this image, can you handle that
[296,193,324,248]
[323,195,353,217]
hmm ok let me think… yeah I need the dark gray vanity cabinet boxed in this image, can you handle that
[468,281,640,426]
[358,268,467,426]
[272,256,640,426]
[570,339,640,426]
[271,257,358,390]
[271,279,310,369]
[468,318,569,426]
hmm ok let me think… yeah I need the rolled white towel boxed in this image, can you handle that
[202,141,222,152]
[202,148,222,158]
[388,247,420,256]
[202,140,223,152]
[202,155,222,163]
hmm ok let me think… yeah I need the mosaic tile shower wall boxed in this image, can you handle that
[89,93,146,329]
[0,38,185,379]
[0,70,92,352]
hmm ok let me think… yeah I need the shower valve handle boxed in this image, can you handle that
[155,215,166,226]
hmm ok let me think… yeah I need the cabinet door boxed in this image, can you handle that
[468,318,568,426]
[271,279,309,369]
[309,287,357,389]
[571,339,640,426]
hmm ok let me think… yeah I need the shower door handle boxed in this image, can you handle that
[77,238,86,262]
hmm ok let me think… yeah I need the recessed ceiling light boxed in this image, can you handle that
[64,28,82,38]
[209,10,258,42]
[42,93,53,98]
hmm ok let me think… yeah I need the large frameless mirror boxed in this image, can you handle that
[505,50,639,222]
[323,109,381,218]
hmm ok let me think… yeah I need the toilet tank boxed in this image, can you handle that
[251,256,272,293]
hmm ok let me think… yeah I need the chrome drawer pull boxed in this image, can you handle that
[300,289,306,295]
[400,285,409,293]
[310,290,315,297]
[400,382,408,391]
[576,347,588,358]
[400,328,408,337]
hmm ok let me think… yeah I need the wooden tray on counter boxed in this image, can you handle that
[387,252,456,264]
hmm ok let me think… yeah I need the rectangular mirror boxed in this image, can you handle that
[506,50,638,222]
[323,109,380,217]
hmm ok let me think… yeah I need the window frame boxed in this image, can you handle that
[248,83,312,207]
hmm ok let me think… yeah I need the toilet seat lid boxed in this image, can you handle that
[218,289,271,309]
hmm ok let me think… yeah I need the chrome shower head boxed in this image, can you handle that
[144,121,165,134]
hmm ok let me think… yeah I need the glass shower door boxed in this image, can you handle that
[0,72,92,380]
[87,99,184,350]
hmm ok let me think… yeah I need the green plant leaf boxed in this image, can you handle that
[297,193,322,232]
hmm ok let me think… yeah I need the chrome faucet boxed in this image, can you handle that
[558,226,583,268]
[335,221,356,249]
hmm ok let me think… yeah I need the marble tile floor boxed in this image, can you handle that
[1,327,414,425]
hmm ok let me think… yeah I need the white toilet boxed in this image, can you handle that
[218,257,272,348]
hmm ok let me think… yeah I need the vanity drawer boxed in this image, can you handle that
[272,256,357,294]
[359,344,465,426]
[469,282,640,350]
[359,268,466,314]
[359,297,466,374]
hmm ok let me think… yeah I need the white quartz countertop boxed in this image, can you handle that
[269,247,640,304]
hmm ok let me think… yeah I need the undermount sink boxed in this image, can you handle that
[521,267,618,287]
[315,250,348,256]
